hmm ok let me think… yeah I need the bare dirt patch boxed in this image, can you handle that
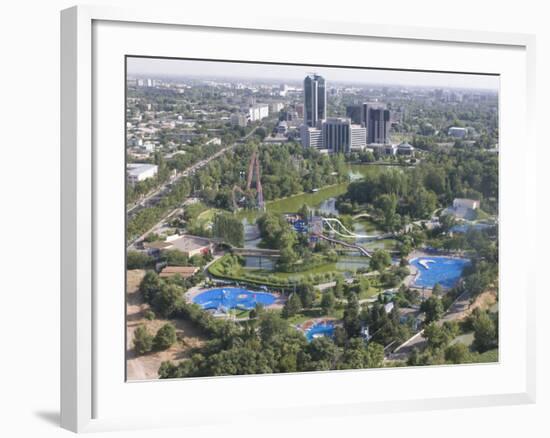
[468,289,498,314]
[453,289,497,320]
[126,269,207,381]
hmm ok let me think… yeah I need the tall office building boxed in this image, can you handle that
[304,74,326,127]
[346,102,391,144]
[367,107,391,144]
[346,104,363,125]
[322,117,366,153]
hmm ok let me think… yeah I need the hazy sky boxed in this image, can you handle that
[127,57,499,91]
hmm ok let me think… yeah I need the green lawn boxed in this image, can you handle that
[358,286,382,300]
[469,348,498,363]
[450,332,475,347]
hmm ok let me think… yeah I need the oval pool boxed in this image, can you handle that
[192,287,277,311]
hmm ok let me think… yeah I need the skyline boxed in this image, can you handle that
[127,57,499,91]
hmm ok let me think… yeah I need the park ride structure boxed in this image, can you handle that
[321,217,377,239]
[305,216,373,257]
[232,150,264,211]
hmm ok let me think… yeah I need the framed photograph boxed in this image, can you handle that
[61,5,536,433]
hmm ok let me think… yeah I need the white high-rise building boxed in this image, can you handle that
[350,125,367,150]
[248,104,269,122]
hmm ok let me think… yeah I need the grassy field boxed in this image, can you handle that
[469,348,498,363]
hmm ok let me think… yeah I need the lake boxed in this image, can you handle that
[238,163,390,223]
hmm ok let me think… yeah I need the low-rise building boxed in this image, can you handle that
[126,163,158,186]
[396,142,415,156]
[230,113,248,127]
[160,234,213,258]
[205,137,222,146]
[159,266,200,279]
[443,198,480,220]
[300,125,324,149]
[369,143,397,156]
[276,121,288,135]
[453,198,479,210]
[448,127,468,138]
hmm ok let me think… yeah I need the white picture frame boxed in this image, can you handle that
[60,4,537,433]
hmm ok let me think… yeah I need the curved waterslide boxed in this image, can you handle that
[316,234,371,257]
[322,217,376,239]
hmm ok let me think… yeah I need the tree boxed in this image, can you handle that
[127,251,154,269]
[282,293,302,318]
[423,321,459,350]
[321,291,336,315]
[376,193,399,231]
[370,250,391,272]
[278,246,298,271]
[445,343,470,364]
[158,361,179,379]
[152,283,183,317]
[249,303,265,320]
[162,250,189,267]
[154,323,177,350]
[139,271,162,304]
[420,296,444,323]
[366,342,385,368]
[133,325,153,355]
[358,277,371,296]
[298,203,310,222]
[212,213,244,247]
[343,292,362,338]
[410,188,437,219]
[333,276,345,298]
[259,312,288,344]
[423,323,448,350]
[298,283,316,309]
[305,337,338,370]
[432,283,443,297]
[472,310,497,353]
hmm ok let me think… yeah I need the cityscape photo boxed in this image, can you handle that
[125,57,499,380]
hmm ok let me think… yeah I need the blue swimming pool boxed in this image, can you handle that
[193,287,277,311]
[450,223,493,233]
[410,256,470,289]
[305,321,335,342]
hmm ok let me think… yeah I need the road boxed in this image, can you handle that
[127,126,259,220]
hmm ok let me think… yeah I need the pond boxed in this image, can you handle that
[335,257,370,271]
[238,163,390,224]
[242,256,275,270]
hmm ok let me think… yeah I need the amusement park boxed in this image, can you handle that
[125,60,499,380]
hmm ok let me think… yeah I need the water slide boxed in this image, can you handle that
[316,233,371,257]
[321,217,376,239]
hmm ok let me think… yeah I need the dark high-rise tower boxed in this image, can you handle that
[304,74,326,127]
[367,108,391,144]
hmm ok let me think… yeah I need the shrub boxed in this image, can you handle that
[154,323,177,350]
[133,325,153,355]
[144,310,156,321]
